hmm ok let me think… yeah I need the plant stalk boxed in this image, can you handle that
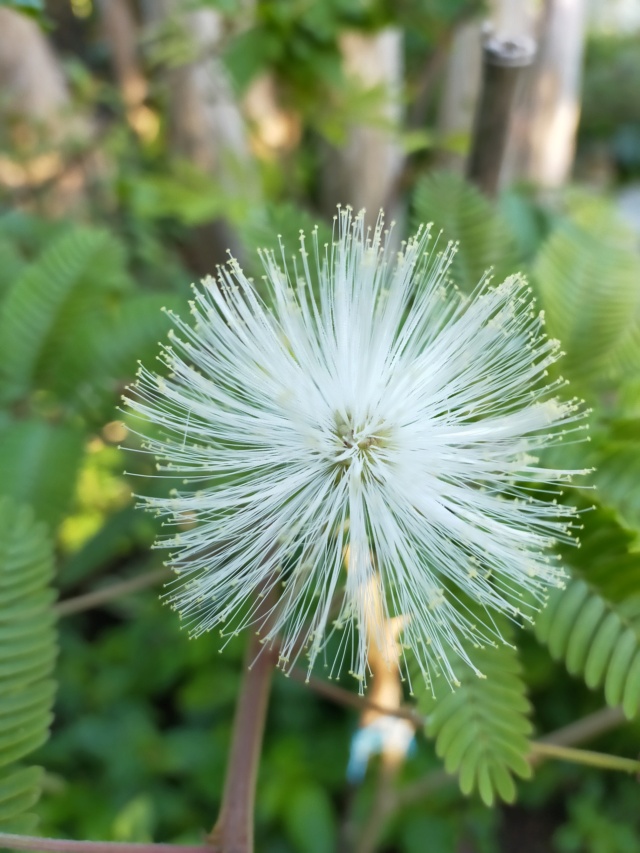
[208,629,274,853]
[530,742,640,774]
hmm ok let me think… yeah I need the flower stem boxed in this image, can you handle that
[208,631,274,853]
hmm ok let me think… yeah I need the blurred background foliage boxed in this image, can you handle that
[1,0,640,851]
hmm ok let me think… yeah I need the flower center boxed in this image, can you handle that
[332,413,389,469]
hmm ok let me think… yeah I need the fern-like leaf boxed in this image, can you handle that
[94,293,179,383]
[0,497,57,832]
[0,239,26,300]
[413,642,532,806]
[533,222,640,386]
[534,579,640,719]
[0,419,85,531]
[237,203,333,284]
[0,226,131,404]
[587,436,640,548]
[411,172,520,292]
[534,500,640,718]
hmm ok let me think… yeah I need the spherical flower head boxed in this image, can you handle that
[124,209,587,690]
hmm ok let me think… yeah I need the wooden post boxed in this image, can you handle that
[466,33,535,196]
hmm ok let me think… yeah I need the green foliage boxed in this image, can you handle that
[554,776,640,853]
[237,202,333,282]
[533,220,640,388]
[0,498,56,832]
[580,34,640,174]
[282,784,337,853]
[0,216,180,546]
[581,426,640,549]
[0,238,26,299]
[581,35,640,134]
[535,577,640,720]
[533,492,640,718]
[413,641,532,806]
[0,0,639,840]
[0,0,44,16]
[36,595,349,847]
[0,419,85,531]
[92,294,174,393]
[411,171,520,292]
[127,164,225,227]
[0,225,131,407]
[225,0,359,97]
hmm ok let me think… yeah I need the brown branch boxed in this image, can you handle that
[355,757,403,853]
[0,835,217,853]
[287,667,423,727]
[295,665,636,848]
[55,567,172,617]
[389,707,634,814]
[537,706,626,747]
[208,590,277,853]
[293,667,631,758]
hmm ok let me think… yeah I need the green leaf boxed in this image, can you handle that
[237,202,333,289]
[0,0,44,15]
[587,435,640,548]
[0,240,26,300]
[411,171,520,292]
[223,27,280,92]
[562,500,640,605]
[412,640,532,806]
[533,222,640,387]
[0,498,57,830]
[534,574,640,719]
[283,784,337,853]
[0,225,130,405]
[93,294,177,389]
[128,165,224,227]
[0,419,85,530]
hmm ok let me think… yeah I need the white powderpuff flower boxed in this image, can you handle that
[124,209,587,690]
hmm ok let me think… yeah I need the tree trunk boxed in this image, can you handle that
[0,8,89,213]
[321,28,404,229]
[501,0,587,189]
[140,0,257,268]
[436,19,483,173]
[96,0,152,138]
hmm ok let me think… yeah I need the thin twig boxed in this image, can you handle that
[295,669,631,758]
[296,667,637,848]
[55,568,173,617]
[391,709,635,812]
[287,667,423,727]
[530,742,640,775]
[0,835,217,853]
[389,768,452,811]
[537,706,627,747]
